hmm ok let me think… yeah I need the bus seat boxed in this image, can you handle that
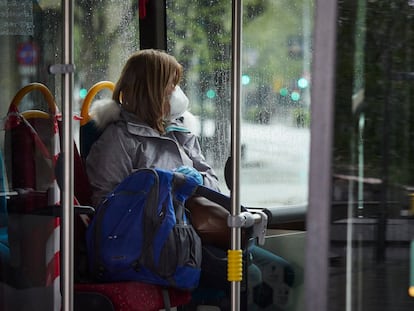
[74,282,191,311]
[4,83,61,289]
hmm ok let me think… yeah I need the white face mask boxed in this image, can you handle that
[168,85,189,120]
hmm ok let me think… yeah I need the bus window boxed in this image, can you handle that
[74,0,140,144]
[167,2,312,310]
[167,0,233,189]
[166,0,312,207]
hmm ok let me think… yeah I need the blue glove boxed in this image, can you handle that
[175,165,203,185]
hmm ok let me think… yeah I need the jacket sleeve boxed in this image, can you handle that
[179,133,221,192]
[85,124,135,206]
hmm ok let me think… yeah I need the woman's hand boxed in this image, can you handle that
[175,165,203,185]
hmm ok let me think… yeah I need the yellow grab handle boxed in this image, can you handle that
[80,81,115,126]
[227,249,243,282]
[9,83,56,115]
[21,110,51,120]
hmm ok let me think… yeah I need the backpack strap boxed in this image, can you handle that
[161,288,171,311]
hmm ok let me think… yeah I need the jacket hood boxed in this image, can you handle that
[88,98,194,135]
[89,98,121,130]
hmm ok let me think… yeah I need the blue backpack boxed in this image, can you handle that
[85,168,202,290]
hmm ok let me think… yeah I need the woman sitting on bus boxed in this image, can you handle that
[85,49,294,310]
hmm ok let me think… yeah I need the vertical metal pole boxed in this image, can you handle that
[62,0,74,310]
[231,0,242,310]
[305,0,337,311]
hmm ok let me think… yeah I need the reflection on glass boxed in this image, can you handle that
[331,1,414,310]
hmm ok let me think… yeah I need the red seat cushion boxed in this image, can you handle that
[75,282,191,311]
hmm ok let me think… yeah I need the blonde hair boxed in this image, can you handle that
[113,49,183,133]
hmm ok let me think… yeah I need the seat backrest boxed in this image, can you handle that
[4,83,59,207]
[4,83,61,289]
[79,81,115,160]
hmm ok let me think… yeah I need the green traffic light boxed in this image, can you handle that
[298,77,308,89]
[206,89,216,99]
[279,88,288,97]
[79,88,88,99]
[241,74,250,85]
[291,91,300,101]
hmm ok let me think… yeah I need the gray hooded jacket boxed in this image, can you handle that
[85,99,220,206]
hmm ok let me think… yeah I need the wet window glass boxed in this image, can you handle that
[167,1,312,310]
[167,0,312,208]
[73,0,140,145]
